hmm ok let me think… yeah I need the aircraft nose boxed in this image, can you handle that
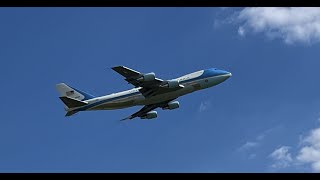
[209,68,232,79]
[221,71,232,81]
[222,70,232,78]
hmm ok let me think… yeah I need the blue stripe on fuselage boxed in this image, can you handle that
[77,91,141,111]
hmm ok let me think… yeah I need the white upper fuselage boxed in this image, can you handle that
[74,68,232,112]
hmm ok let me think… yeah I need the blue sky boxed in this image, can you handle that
[1,7,320,172]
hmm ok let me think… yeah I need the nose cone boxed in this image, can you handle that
[209,68,232,82]
[215,69,232,78]
[220,70,231,75]
[202,68,232,86]
[221,71,232,81]
[225,71,232,78]
[205,68,232,79]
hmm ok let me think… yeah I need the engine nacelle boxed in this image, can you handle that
[162,101,180,110]
[166,80,179,88]
[141,111,157,119]
[138,72,155,81]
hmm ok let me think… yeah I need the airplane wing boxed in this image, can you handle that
[112,66,183,97]
[112,66,163,88]
[121,100,174,121]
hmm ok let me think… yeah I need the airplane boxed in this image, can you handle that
[55,66,232,120]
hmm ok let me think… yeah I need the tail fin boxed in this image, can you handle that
[56,83,94,117]
[56,83,95,101]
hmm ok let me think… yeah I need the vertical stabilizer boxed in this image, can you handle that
[55,83,95,101]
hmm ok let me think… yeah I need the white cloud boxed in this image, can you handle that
[312,161,320,172]
[297,146,320,163]
[270,146,293,169]
[198,100,211,112]
[235,7,320,44]
[296,128,320,172]
[269,128,320,172]
[303,128,320,149]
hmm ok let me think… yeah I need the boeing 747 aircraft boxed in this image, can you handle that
[56,66,232,120]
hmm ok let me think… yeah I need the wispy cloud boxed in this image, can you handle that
[238,26,246,37]
[238,141,259,151]
[237,141,259,160]
[237,126,280,160]
[198,100,212,112]
[270,146,293,169]
[238,126,280,151]
[248,153,257,159]
[223,7,320,45]
[257,126,281,141]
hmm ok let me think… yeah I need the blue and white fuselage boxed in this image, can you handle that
[56,67,231,119]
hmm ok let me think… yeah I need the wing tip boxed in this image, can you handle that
[65,110,78,117]
[112,65,124,69]
[120,115,133,121]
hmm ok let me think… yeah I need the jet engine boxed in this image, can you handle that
[160,80,180,88]
[138,72,156,81]
[167,80,179,88]
[141,111,157,119]
[162,101,180,110]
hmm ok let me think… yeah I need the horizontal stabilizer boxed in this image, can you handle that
[59,96,88,108]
